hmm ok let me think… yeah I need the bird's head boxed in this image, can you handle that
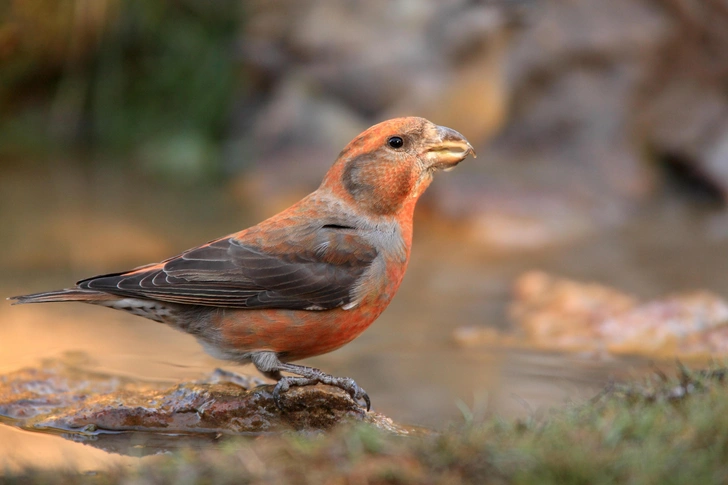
[321,117,476,216]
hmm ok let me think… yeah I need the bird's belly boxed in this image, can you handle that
[216,304,383,362]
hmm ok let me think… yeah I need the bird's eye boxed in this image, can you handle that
[387,136,404,149]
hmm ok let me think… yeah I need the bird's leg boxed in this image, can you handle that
[251,352,370,411]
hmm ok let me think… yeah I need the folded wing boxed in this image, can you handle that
[77,226,377,310]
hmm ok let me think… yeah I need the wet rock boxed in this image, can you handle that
[0,361,415,439]
[456,271,728,357]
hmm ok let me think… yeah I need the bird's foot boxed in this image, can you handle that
[207,368,269,390]
[273,364,370,412]
[272,376,318,410]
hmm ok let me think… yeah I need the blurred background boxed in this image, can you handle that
[3,0,728,463]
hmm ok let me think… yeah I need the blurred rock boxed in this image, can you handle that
[637,0,728,195]
[456,271,728,357]
[430,0,670,247]
[0,361,415,440]
[229,75,367,215]
[231,0,728,251]
[383,3,511,144]
[232,0,512,217]
[599,291,728,355]
[510,271,638,351]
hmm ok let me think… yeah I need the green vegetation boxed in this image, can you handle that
[1,0,240,179]
[3,366,728,484]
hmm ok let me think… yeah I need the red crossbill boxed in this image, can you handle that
[10,117,475,410]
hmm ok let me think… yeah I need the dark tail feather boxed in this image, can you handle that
[8,288,112,305]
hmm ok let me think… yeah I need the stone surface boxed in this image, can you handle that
[0,361,417,441]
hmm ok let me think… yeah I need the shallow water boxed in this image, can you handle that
[1,162,727,469]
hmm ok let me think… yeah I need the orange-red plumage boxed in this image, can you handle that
[9,117,475,410]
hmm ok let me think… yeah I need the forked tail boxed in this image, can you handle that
[8,288,111,305]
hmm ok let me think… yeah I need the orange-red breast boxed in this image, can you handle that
[9,117,475,410]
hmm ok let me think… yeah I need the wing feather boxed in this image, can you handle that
[77,225,377,310]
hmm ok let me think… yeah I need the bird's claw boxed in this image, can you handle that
[328,376,370,411]
[272,374,370,412]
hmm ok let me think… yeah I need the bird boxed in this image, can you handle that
[9,117,475,411]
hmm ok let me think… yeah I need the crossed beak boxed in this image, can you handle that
[426,125,477,172]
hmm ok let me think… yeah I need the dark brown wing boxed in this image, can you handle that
[77,226,377,310]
